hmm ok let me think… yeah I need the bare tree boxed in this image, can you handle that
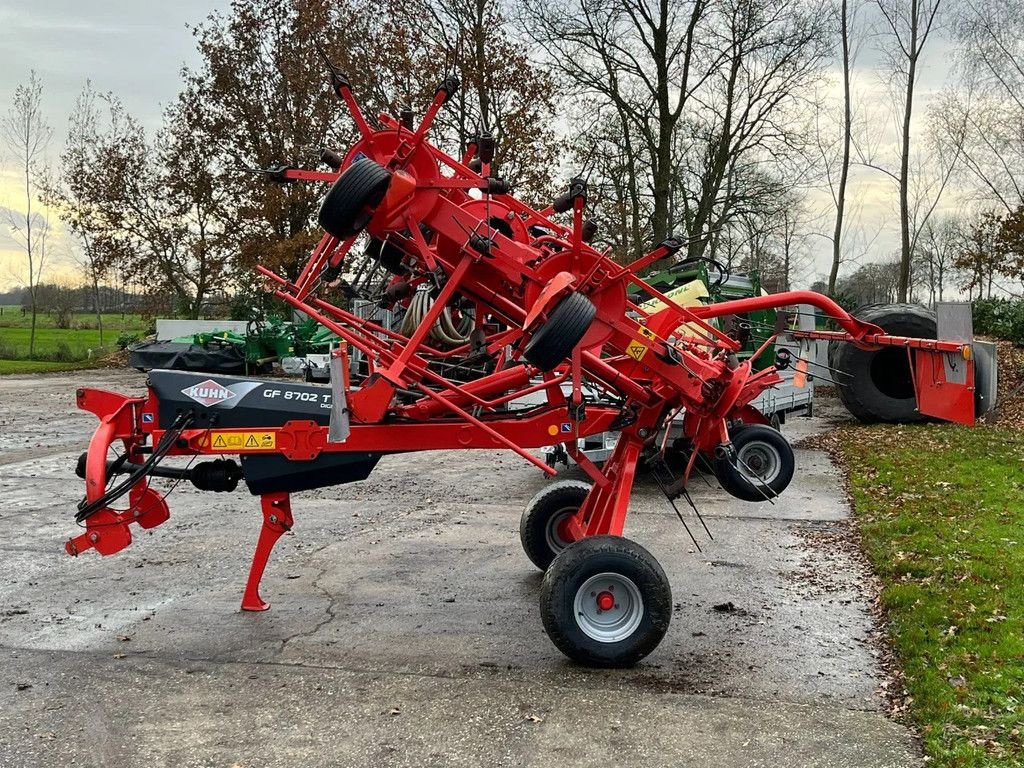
[871,0,944,301]
[1,71,52,357]
[727,187,814,290]
[43,83,110,345]
[932,0,1024,212]
[775,192,816,290]
[674,0,832,261]
[916,216,960,304]
[836,257,902,304]
[523,0,830,264]
[520,0,714,259]
[830,0,854,295]
[820,0,868,294]
[569,110,648,261]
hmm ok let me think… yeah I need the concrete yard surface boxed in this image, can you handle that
[0,370,921,767]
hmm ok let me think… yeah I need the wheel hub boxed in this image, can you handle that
[573,572,644,643]
[545,509,576,554]
[737,441,781,484]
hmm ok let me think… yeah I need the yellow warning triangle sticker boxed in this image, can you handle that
[626,341,648,361]
[244,434,259,448]
[213,435,228,448]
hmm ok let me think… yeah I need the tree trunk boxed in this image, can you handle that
[28,287,37,359]
[473,0,490,130]
[650,0,672,249]
[829,0,853,296]
[93,274,104,347]
[897,0,920,302]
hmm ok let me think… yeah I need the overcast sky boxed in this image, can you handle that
[0,0,964,292]
[0,0,226,137]
[0,0,230,287]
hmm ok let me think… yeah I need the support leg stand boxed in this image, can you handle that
[241,493,294,612]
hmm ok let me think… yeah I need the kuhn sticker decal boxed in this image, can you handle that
[181,379,238,407]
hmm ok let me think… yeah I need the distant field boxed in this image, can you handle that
[0,305,150,372]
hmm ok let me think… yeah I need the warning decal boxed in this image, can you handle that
[637,325,657,340]
[626,340,649,361]
[210,431,276,451]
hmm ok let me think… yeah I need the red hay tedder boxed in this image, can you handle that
[66,70,984,667]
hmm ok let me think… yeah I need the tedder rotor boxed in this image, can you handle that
[65,69,982,667]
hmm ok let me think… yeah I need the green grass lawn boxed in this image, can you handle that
[0,306,148,367]
[840,424,1024,767]
[0,359,102,375]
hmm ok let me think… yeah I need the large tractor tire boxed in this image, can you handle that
[828,303,936,423]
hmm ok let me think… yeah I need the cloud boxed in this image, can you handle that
[0,9,131,35]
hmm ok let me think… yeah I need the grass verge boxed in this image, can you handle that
[0,359,101,375]
[839,423,1024,767]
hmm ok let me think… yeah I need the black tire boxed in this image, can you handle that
[828,303,936,423]
[713,424,795,502]
[973,341,996,418]
[523,292,597,371]
[727,421,750,440]
[318,158,392,239]
[520,480,590,570]
[540,536,672,668]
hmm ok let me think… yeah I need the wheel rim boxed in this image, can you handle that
[572,572,644,643]
[736,440,781,484]
[544,509,575,554]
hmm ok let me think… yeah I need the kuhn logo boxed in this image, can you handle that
[181,379,237,407]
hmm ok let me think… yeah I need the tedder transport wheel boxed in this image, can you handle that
[523,292,597,372]
[713,424,795,502]
[540,536,672,667]
[318,158,392,239]
[520,480,590,570]
[828,303,937,423]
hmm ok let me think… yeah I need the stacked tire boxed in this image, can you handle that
[828,303,936,423]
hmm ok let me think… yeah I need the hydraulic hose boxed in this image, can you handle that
[400,284,473,348]
[75,412,195,523]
